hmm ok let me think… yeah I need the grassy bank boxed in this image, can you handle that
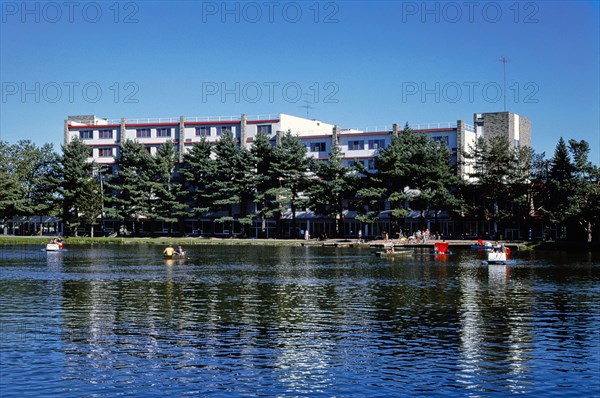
[1,235,594,251]
[0,235,305,246]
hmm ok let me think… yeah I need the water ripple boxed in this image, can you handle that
[1,245,599,397]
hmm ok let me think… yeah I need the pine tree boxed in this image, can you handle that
[15,141,61,218]
[152,142,187,232]
[60,138,94,235]
[0,142,28,229]
[76,177,103,237]
[360,123,465,237]
[105,140,155,235]
[271,131,309,238]
[250,132,278,238]
[463,135,529,237]
[541,137,574,237]
[567,139,599,242]
[179,139,215,220]
[208,131,256,236]
[307,139,359,236]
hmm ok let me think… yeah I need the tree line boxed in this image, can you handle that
[1,125,598,241]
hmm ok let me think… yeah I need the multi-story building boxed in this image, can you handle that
[65,113,336,173]
[64,111,530,238]
[65,113,494,178]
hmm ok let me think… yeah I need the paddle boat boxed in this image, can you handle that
[163,244,185,259]
[483,247,514,265]
[45,240,64,251]
[375,250,413,258]
[164,251,185,259]
[432,241,452,255]
[374,247,413,258]
[46,243,61,251]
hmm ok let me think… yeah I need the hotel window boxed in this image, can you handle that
[432,136,449,148]
[218,126,232,136]
[156,128,171,138]
[195,126,210,137]
[79,130,93,140]
[348,160,365,167]
[310,142,326,152]
[368,139,385,150]
[348,140,364,150]
[98,129,113,139]
[136,128,151,138]
[99,148,113,157]
[257,125,272,135]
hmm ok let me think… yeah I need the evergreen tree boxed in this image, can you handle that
[307,139,359,236]
[179,139,215,221]
[271,131,310,238]
[60,138,94,236]
[105,140,155,235]
[209,131,256,236]
[0,142,28,230]
[250,132,278,238]
[76,177,103,237]
[463,135,531,237]
[152,142,187,231]
[540,137,574,238]
[353,154,385,234]
[373,125,420,230]
[16,141,61,218]
[567,139,599,242]
[372,124,461,234]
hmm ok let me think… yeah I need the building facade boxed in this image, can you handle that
[65,113,492,178]
[64,111,531,239]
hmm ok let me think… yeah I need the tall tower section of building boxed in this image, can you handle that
[474,112,531,148]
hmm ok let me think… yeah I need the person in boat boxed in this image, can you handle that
[163,244,175,257]
[385,246,395,254]
[175,246,185,256]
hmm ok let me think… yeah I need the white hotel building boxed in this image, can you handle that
[64,112,530,238]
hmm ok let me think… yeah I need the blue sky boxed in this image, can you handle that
[1,0,599,164]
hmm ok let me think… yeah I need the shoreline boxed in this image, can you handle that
[3,235,595,251]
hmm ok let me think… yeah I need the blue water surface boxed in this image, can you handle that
[1,244,599,397]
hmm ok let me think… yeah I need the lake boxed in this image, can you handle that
[1,244,599,397]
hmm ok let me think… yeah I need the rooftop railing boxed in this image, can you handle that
[99,117,472,131]
[106,114,281,125]
[354,122,460,132]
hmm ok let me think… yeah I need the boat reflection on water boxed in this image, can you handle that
[456,260,533,394]
[434,253,449,262]
[488,263,510,285]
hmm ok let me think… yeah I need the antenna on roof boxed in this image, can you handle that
[499,56,510,112]
[300,95,316,119]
